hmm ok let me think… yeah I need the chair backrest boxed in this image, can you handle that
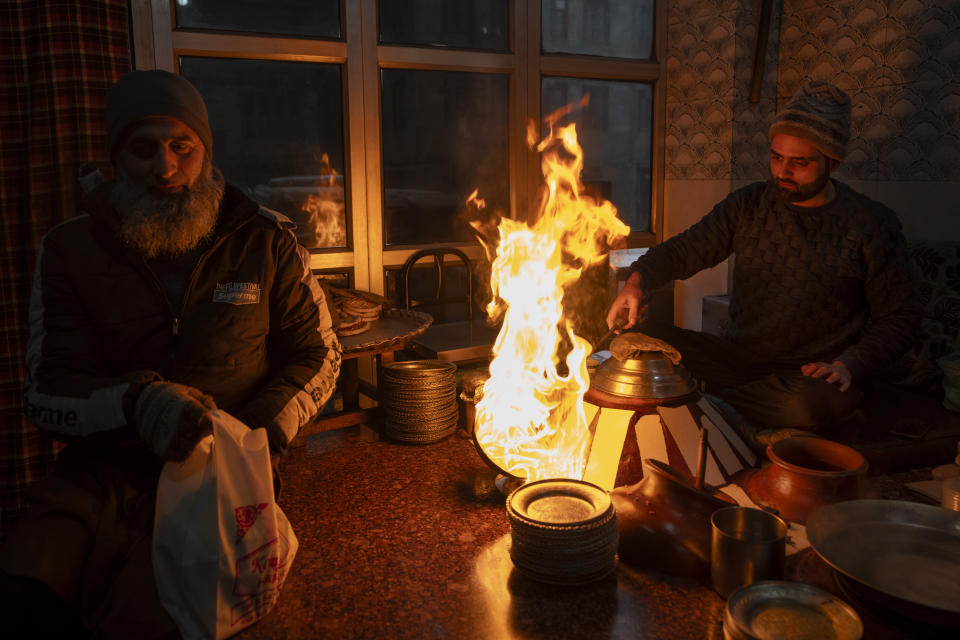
[401,248,473,322]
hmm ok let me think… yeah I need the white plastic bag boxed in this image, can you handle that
[153,410,298,639]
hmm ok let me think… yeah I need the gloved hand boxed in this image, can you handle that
[135,381,217,461]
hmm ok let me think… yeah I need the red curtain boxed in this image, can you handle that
[0,0,131,535]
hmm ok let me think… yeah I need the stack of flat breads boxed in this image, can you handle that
[320,282,388,337]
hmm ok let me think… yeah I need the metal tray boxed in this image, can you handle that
[807,499,960,628]
[338,309,433,354]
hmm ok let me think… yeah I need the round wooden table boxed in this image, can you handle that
[303,309,433,436]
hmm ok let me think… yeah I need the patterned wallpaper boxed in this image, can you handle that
[665,0,960,182]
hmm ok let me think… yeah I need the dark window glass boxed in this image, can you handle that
[381,69,509,246]
[176,0,341,39]
[542,0,654,60]
[180,57,347,249]
[541,77,653,233]
[384,264,484,323]
[379,0,509,51]
[316,272,351,290]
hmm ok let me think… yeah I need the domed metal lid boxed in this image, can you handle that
[590,351,699,400]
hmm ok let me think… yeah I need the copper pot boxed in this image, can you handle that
[747,436,868,525]
[610,458,733,579]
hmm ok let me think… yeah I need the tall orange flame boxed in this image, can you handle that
[472,105,630,481]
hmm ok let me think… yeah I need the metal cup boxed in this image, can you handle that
[711,506,787,598]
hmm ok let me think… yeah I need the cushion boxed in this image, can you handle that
[880,242,960,395]
[940,334,960,412]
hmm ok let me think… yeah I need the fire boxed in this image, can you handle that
[471,103,630,481]
[300,193,345,246]
[300,153,346,246]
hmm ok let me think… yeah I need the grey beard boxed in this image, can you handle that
[112,168,225,259]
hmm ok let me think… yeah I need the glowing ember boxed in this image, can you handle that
[471,100,630,481]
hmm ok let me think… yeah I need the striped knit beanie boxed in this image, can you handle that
[769,81,851,161]
[106,70,212,159]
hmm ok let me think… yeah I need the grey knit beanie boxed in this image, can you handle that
[769,81,851,161]
[106,70,212,159]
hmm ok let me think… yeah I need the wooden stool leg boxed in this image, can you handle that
[342,359,360,411]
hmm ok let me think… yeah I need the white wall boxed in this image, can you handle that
[663,179,734,330]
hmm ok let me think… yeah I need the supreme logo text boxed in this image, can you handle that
[213,282,262,305]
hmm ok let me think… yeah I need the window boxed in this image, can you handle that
[180,57,347,249]
[175,0,341,39]
[542,0,654,59]
[379,0,509,51]
[131,0,664,293]
[381,69,509,246]
[541,77,653,232]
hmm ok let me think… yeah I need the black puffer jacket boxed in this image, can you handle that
[23,180,341,453]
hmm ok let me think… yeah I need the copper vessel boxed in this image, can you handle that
[590,352,699,400]
[746,436,868,524]
[610,458,733,578]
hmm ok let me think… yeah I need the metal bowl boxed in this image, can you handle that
[724,580,862,640]
[589,352,699,400]
[507,478,613,529]
[807,499,960,628]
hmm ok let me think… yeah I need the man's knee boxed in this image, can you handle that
[778,377,862,429]
[0,477,98,604]
[720,374,861,429]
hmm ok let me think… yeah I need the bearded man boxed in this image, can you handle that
[607,81,921,435]
[0,70,341,637]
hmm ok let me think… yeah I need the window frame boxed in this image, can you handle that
[130,0,665,294]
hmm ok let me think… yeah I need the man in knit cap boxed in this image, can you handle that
[0,70,341,637]
[607,80,920,440]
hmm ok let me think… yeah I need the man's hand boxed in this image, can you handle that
[801,361,852,392]
[606,272,647,331]
[135,381,217,461]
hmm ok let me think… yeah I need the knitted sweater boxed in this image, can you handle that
[628,180,922,381]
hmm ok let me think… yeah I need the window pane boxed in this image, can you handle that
[381,69,509,246]
[541,77,653,233]
[180,57,347,249]
[176,0,341,39]
[542,0,654,60]
[379,0,509,51]
[316,272,351,290]
[384,265,478,323]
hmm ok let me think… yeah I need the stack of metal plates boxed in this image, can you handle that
[382,360,458,444]
[506,479,618,585]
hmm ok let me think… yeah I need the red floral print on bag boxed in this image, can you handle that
[235,503,268,543]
